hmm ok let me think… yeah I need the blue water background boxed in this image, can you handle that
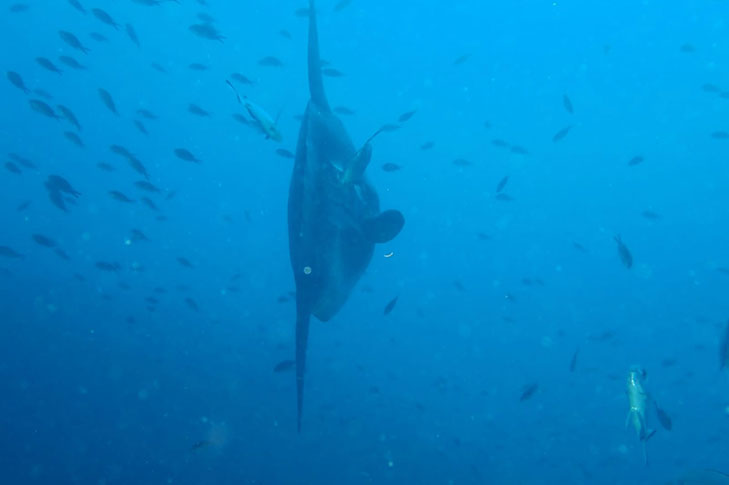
[1,0,729,483]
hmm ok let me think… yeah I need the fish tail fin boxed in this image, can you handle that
[307,0,330,110]
[296,308,311,432]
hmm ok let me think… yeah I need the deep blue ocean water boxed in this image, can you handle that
[2,1,729,483]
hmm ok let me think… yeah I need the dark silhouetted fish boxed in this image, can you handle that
[131,229,149,242]
[137,109,158,120]
[9,153,36,169]
[36,57,63,75]
[230,72,254,85]
[4,162,21,174]
[63,131,84,148]
[333,0,351,11]
[552,125,573,142]
[95,261,121,272]
[151,63,166,74]
[510,145,529,155]
[58,56,86,70]
[719,320,729,371]
[294,7,311,17]
[59,31,90,54]
[274,360,295,373]
[276,148,294,159]
[492,138,509,148]
[141,197,159,211]
[89,32,107,42]
[614,235,633,269]
[174,148,200,163]
[10,3,28,12]
[184,297,199,311]
[322,68,343,77]
[45,175,80,212]
[135,180,161,193]
[97,162,115,172]
[197,12,214,22]
[382,163,401,172]
[259,56,284,67]
[126,23,140,47]
[188,104,210,117]
[0,246,24,259]
[189,23,224,41]
[6,71,29,94]
[654,402,672,431]
[32,88,52,98]
[453,158,471,167]
[110,144,133,158]
[109,190,134,203]
[189,63,208,71]
[29,99,60,119]
[453,54,470,65]
[641,210,661,220]
[495,193,513,202]
[55,248,70,261]
[420,141,434,150]
[177,257,193,268]
[570,348,579,372]
[190,440,212,451]
[520,383,539,401]
[628,155,644,166]
[496,175,509,193]
[68,0,86,14]
[57,105,81,130]
[16,200,31,212]
[398,110,416,123]
[384,296,399,315]
[133,119,148,135]
[280,29,292,40]
[563,94,573,114]
[91,8,119,29]
[680,43,695,53]
[32,234,56,248]
[98,88,118,115]
[712,131,729,140]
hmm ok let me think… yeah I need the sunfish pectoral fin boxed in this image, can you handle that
[363,210,405,243]
[295,308,311,433]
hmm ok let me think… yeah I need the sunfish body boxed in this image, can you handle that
[288,0,405,431]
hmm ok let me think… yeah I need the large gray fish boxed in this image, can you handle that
[288,0,405,431]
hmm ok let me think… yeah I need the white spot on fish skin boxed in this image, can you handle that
[303,266,311,275]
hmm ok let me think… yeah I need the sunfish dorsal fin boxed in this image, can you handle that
[340,128,385,183]
[308,0,330,111]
